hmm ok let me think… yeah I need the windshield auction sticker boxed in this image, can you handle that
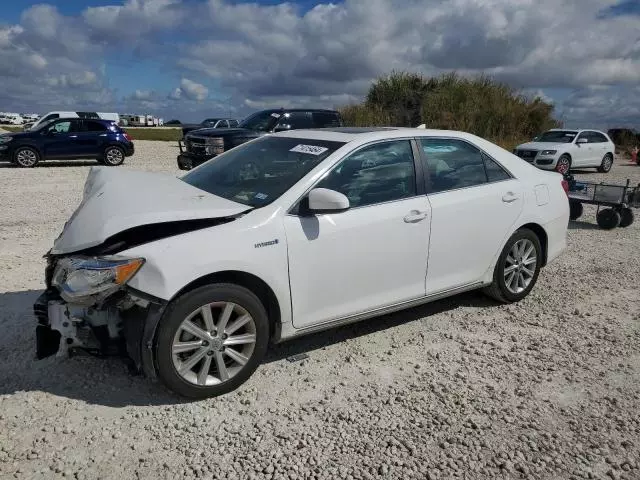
[289,144,329,155]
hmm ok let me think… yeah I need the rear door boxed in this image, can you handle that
[76,120,110,157]
[41,119,84,159]
[588,131,609,166]
[418,137,524,293]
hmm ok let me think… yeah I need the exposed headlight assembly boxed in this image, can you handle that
[52,255,144,303]
[540,150,557,156]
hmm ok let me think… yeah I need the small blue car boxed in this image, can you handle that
[0,117,134,168]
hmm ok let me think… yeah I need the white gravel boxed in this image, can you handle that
[1,141,639,480]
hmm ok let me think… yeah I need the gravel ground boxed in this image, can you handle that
[1,141,639,480]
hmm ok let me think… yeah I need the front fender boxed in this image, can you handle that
[121,214,292,324]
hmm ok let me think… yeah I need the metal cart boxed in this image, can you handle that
[565,174,640,229]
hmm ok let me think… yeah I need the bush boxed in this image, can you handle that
[339,71,561,147]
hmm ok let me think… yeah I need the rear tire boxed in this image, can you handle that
[155,283,269,399]
[619,208,634,228]
[13,146,40,168]
[597,153,613,173]
[569,201,583,221]
[483,228,542,303]
[596,208,621,230]
[102,146,125,166]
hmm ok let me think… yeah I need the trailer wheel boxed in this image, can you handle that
[619,208,634,228]
[596,208,621,230]
[569,201,583,221]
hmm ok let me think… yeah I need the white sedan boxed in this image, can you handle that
[514,128,616,174]
[34,127,569,398]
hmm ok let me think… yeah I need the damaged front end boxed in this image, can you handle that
[33,253,167,378]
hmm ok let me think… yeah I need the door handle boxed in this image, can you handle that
[403,210,428,223]
[502,192,519,203]
[69,135,78,138]
[99,134,107,137]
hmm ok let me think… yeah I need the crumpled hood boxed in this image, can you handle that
[51,167,251,255]
[515,142,568,151]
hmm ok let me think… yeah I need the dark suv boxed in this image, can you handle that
[0,118,134,168]
[177,108,343,170]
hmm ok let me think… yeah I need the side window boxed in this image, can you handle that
[83,121,107,132]
[315,140,417,208]
[420,138,488,193]
[229,119,239,127]
[590,132,607,143]
[312,112,341,128]
[279,112,313,130]
[576,132,590,143]
[47,121,72,134]
[41,114,57,123]
[483,153,511,182]
[219,120,229,128]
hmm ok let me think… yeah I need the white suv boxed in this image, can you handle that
[514,129,615,174]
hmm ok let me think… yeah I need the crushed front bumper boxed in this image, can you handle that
[33,288,167,380]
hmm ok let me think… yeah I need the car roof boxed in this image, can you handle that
[548,128,606,134]
[260,108,340,114]
[275,127,485,144]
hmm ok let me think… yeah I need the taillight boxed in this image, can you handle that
[123,132,133,142]
[561,179,569,195]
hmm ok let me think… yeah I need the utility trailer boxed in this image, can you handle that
[565,174,640,229]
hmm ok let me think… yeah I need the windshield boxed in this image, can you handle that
[202,118,221,126]
[535,131,577,143]
[238,111,281,132]
[181,136,345,207]
[34,118,58,131]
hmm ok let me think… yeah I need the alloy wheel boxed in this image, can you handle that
[16,149,37,167]
[503,239,537,294]
[105,148,124,165]
[556,157,570,175]
[171,302,257,386]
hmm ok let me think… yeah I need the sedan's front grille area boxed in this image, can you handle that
[515,150,537,162]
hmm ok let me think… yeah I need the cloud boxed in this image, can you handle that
[0,0,638,126]
[173,78,209,101]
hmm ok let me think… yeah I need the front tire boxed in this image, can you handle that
[155,283,269,399]
[555,154,571,175]
[13,146,40,168]
[483,229,542,303]
[102,146,125,166]
[597,153,613,173]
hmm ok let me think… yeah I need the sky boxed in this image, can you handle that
[0,0,639,127]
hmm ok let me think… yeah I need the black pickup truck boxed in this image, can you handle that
[177,108,343,170]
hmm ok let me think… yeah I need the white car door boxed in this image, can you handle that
[418,138,525,294]
[283,139,431,330]
[573,132,596,167]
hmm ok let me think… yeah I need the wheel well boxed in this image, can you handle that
[519,223,548,266]
[172,271,281,341]
[559,152,572,162]
[15,144,42,157]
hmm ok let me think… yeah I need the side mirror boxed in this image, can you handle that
[577,138,588,144]
[303,188,350,215]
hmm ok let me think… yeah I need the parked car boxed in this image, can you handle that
[514,129,615,174]
[0,117,134,167]
[180,118,239,137]
[177,108,343,170]
[34,126,569,398]
[27,112,120,131]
